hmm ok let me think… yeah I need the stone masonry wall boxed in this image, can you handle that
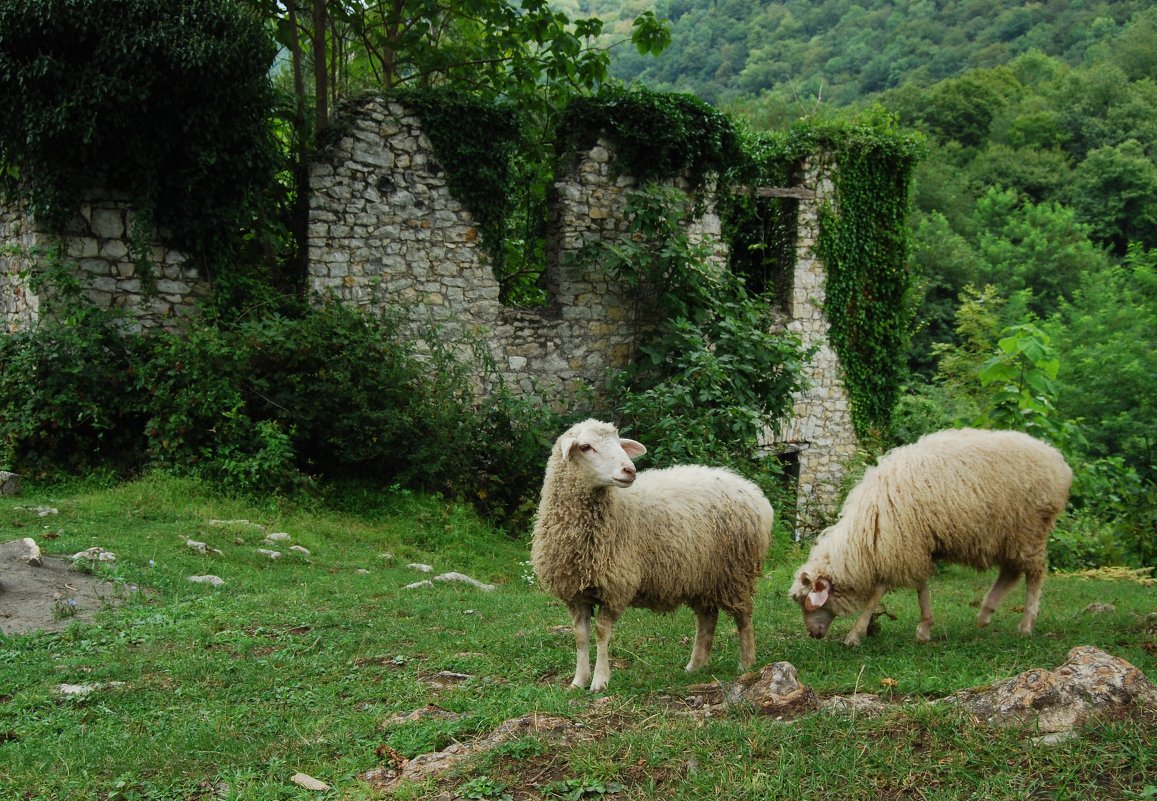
[0,196,207,332]
[307,96,855,532]
[308,96,724,401]
[764,156,859,536]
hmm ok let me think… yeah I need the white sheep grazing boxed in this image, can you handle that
[531,419,774,692]
[789,428,1072,646]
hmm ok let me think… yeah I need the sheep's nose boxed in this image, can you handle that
[807,629,824,639]
[622,464,636,479]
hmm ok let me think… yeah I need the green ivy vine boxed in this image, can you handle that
[395,88,525,286]
[736,109,924,439]
[558,86,742,190]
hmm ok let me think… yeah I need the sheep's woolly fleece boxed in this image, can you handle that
[790,427,1072,640]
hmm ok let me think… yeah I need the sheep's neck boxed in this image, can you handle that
[540,479,617,588]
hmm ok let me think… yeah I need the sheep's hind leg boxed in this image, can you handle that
[568,603,593,690]
[590,607,620,693]
[915,582,934,642]
[732,609,756,670]
[1018,567,1044,635]
[686,606,718,672]
[977,565,1021,628]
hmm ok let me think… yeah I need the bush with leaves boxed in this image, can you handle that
[580,184,808,539]
[1,279,560,526]
[0,305,149,475]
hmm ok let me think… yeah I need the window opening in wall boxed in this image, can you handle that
[772,445,802,538]
[727,193,797,317]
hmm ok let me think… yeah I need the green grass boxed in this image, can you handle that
[1,475,1154,800]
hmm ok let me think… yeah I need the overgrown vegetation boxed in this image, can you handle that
[0,265,559,531]
[578,184,808,540]
[0,0,279,268]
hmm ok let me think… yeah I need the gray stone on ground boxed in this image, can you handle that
[0,471,20,496]
[433,572,495,591]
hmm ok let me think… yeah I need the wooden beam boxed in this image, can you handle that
[731,185,817,200]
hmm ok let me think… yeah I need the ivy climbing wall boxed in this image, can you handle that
[307,96,855,534]
[0,205,37,334]
[0,196,206,332]
[763,156,859,532]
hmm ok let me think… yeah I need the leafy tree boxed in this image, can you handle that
[1046,244,1157,481]
[974,188,1111,319]
[1068,140,1157,254]
[906,212,980,377]
[921,68,1021,147]
[0,0,279,265]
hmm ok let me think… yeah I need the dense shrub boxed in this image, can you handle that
[0,309,149,475]
[0,296,560,530]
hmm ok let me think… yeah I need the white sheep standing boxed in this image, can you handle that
[789,428,1073,646]
[531,419,774,692]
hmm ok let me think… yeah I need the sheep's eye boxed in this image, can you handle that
[579,444,594,453]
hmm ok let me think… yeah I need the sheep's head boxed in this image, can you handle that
[555,419,646,489]
[789,568,838,639]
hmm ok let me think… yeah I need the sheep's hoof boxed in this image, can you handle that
[843,632,863,647]
[915,625,932,642]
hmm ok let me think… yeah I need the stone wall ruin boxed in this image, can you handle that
[306,96,856,534]
[0,195,206,333]
[0,95,859,534]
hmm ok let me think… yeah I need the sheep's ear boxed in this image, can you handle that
[805,576,831,611]
[559,436,579,458]
[620,438,646,458]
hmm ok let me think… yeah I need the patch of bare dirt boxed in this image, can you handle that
[0,539,133,635]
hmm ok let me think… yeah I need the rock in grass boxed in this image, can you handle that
[21,538,43,567]
[188,575,226,587]
[290,772,330,791]
[433,572,495,592]
[71,547,116,563]
[186,539,223,556]
[255,548,282,559]
[941,645,1157,734]
[0,471,20,496]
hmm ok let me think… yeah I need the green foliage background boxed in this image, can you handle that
[0,0,279,265]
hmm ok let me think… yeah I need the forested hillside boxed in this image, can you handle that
[573,0,1156,566]
[583,0,1150,105]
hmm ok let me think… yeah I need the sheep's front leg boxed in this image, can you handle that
[844,584,887,647]
[568,602,593,690]
[915,582,934,642]
[686,606,718,672]
[590,607,620,693]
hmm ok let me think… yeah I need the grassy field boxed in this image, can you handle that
[1,475,1154,800]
